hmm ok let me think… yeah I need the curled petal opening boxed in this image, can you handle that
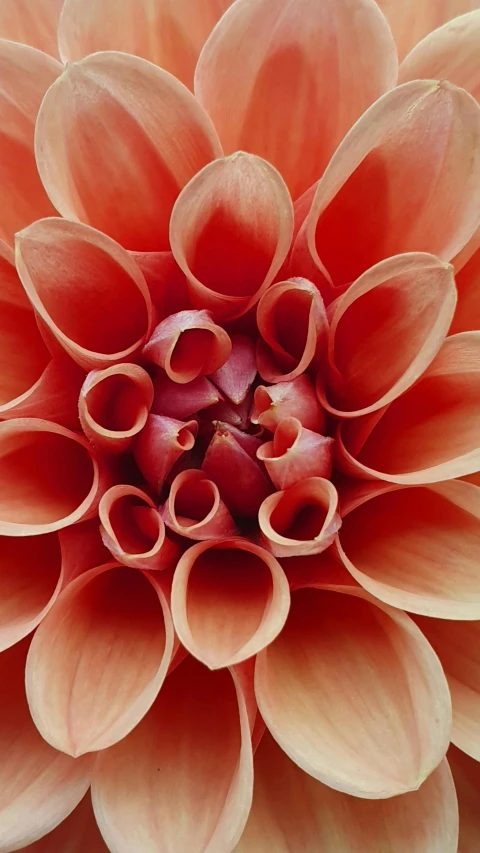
[202,425,272,517]
[0,0,63,57]
[259,477,340,558]
[144,309,232,383]
[257,417,334,489]
[152,371,221,419]
[209,333,257,405]
[162,469,238,540]
[133,413,198,494]
[251,374,325,433]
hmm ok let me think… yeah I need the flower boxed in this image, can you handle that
[0,0,479,850]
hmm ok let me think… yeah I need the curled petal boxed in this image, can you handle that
[170,152,293,320]
[15,219,154,370]
[18,793,109,853]
[0,0,63,57]
[376,0,479,61]
[292,81,480,295]
[79,364,154,455]
[26,564,175,756]
[319,253,457,417]
[251,374,325,433]
[152,371,220,419]
[209,333,257,405]
[144,309,232,383]
[448,744,480,853]
[255,585,452,797]
[0,418,102,536]
[171,538,290,668]
[195,0,397,199]
[338,480,480,619]
[93,657,253,853]
[259,478,340,558]
[450,246,480,334]
[338,332,480,483]
[162,469,238,540]
[236,731,458,853]
[2,357,86,430]
[133,413,198,494]
[202,425,272,517]
[131,251,190,320]
[257,418,334,489]
[35,51,222,251]
[99,485,180,571]
[0,640,93,852]
[256,278,328,382]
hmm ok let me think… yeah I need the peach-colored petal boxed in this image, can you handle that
[144,309,231,383]
[26,563,174,756]
[0,418,102,535]
[0,39,60,244]
[195,0,397,199]
[209,334,257,405]
[0,639,93,852]
[257,418,334,489]
[162,469,238,540]
[251,374,325,433]
[292,81,480,295]
[18,793,109,853]
[79,364,154,455]
[338,479,480,618]
[259,478,340,558]
[171,538,290,668]
[203,425,272,517]
[235,731,458,853]
[170,152,293,320]
[338,332,480,483]
[256,278,328,383]
[448,744,480,853]
[93,656,253,853]
[319,253,457,417]
[133,413,198,494]
[0,0,63,57]
[399,11,480,102]
[450,246,480,334]
[16,218,153,370]
[376,0,479,61]
[58,0,231,88]
[131,251,190,321]
[152,371,221,419]
[99,485,180,571]
[35,51,222,251]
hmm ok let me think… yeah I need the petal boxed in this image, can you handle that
[195,0,397,199]
[255,585,452,797]
[292,81,480,294]
[170,152,293,320]
[209,334,257,405]
[2,358,86,430]
[144,309,232,383]
[338,332,480,483]
[338,479,480,618]
[92,657,253,853]
[58,0,232,89]
[259,478,341,558]
[0,0,63,57]
[79,364,154,455]
[0,419,102,535]
[131,251,190,320]
[257,418,334,489]
[58,517,111,584]
[235,731,458,853]
[152,372,221,419]
[448,744,480,853]
[319,253,457,417]
[35,51,222,251]
[133,413,198,494]
[202,425,272,517]
[376,0,479,61]
[450,246,480,334]
[171,539,290,668]
[251,374,325,433]
[0,639,93,851]
[18,793,109,853]
[26,564,174,756]
[162,469,238,540]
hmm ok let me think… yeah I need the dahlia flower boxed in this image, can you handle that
[0,0,479,850]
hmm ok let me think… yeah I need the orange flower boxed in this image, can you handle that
[0,0,479,851]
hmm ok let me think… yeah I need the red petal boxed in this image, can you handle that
[161,469,238,540]
[257,417,334,489]
[251,374,325,433]
[144,309,232,383]
[133,413,198,494]
[259,477,340,558]
[202,425,272,517]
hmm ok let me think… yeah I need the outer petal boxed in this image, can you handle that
[131,251,190,321]
[251,374,325,433]
[171,539,290,668]
[0,40,60,244]
[0,0,63,57]
[58,0,231,89]
[26,564,174,756]
[376,0,479,61]
[235,731,458,853]
[133,413,198,494]
[448,744,480,853]
[35,51,222,251]
[18,794,109,853]
[259,478,341,558]
[170,153,293,320]
[92,657,253,853]
[16,219,154,370]
[257,418,334,489]
[292,81,480,295]
[144,309,232,382]
[255,585,452,797]
[338,332,480,483]
[195,0,397,199]
[450,246,480,334]
[0,639,93,852]
[338,480,480,618]
[162,469,238,540]
[319,253,457,417]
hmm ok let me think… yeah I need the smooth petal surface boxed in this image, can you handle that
[257,418,334,489]
[171,539,290,668]
[93,657,253,853]
[59,0,231,88]
[0,0,63,57]
[0,40,60,244]
[202,425,272,517]
[251,375,325,433]
[376,0,479,61]
[152,372,220,419]
[19,794,109,853]
[338,333,480,483]
[259,478,340,558]
[144,309,231,382]
[26,564,174,756]
[35,51,222,251]
[16,219,153,369]
[133,413,198,494]
[255,586,452,797]
[162,469,238,540]
[449,745,480,853]
[0,640,93,852]
[319,254,457,417]
[170,153,293,320]
[292,81,480,294]
[450,246,480,334]
[209,334,257,405]
[235,732,458,853]
[338,480,480,618]
[131,251,189,321]
[1,357,85,429]
[195,0,397,199]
